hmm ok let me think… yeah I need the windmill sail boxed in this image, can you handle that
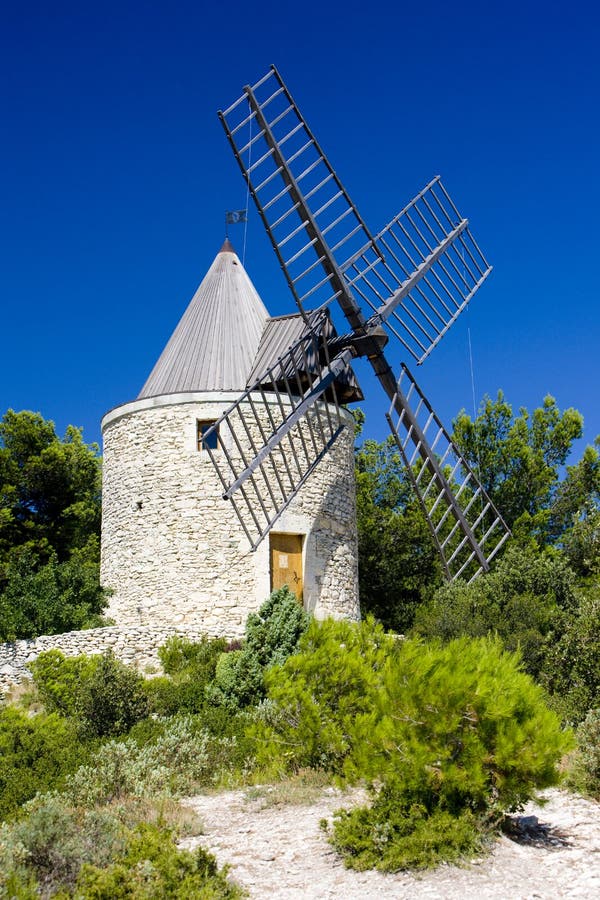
[217,66,509,580]
[386,364,510,581]
[202,312,356,549]
[219,65,379,330]
[218,66,491,363]
[346,178,492,364]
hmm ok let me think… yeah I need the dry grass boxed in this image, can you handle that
[243,769,334,810]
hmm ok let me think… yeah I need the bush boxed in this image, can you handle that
[330,802,483,872]
[64,716,236,806]
[0,707,86,821]
[208,649,265,711]
[28,650,97,719]
[147,634,228,717]
[252,616,397,775]
[74,822,244,899]
[0,539,107,642]
[80,652,149,738]
[0,797,239,899]
[244,586,310,668]
[158,634,227,677]
[541,586,600,724]
[0,794,125,896]
[412,547,575,679]
[566,708,600,798]
[256,618,571,870]
[345,636,569,813]
[331,635,572,870]
[29,650,149,738]
[208,587,310,711]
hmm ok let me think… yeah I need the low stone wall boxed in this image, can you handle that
[0,624,221,693]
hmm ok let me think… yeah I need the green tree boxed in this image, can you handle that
[550,438,600,576]
[412,545,575,680]
[0,410,106,639]
[452,393,585,544]
[355,435,442,632]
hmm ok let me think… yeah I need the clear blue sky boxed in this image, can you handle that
[1,0,598,460]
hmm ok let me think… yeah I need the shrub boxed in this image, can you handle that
[158,634,227,677]
[541,586,600,724]
[329,635,572,870]
[257,617,571,870]
[0,794,125,896]
[64,716,236,806]
[412,547,575,679]
[29,650,149,738]
[28,650,97,719]
[74,822,245,899]
[80,652,149,737]
[208,586,310,711]
[147,635,227,717]
[244,586,310,668]
[0,539,107,642]
[0,797,238,899]
[0,707,86,821]
[252,616,396,775]
[343,636,570,814]
[566,708,600,798]
[330,802,483,872]
[208,649,265,711]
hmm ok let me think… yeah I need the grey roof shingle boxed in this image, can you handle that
[138,240,269,398]
[138,239,362,404]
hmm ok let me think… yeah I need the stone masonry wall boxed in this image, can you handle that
[101,392,360,634]
[0,624,209,693]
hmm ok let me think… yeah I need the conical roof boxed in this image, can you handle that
[138,241,269,398]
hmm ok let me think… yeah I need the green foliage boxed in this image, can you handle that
[147,635,228,716]
[550,437,600,568]
[452,393,584,544]
[79,652,150,738]
[412,546,575,679]
[0,794,125,896]
[0,707,86,821]
[562,504,600,578]
[28,650,98,719]
[209,649,265,711]
[0,409,106,640]
[244,586,310,667]
[74,821,244,899]
[0,539,106,642]
[257,617,570,870]
[333,635,570,870]
[64,716,236,806]
[253,616,397,775]
[344,636,570,814]
[0,796,241,899]
[541,584,600,724]
[566,708,600,798]
[29,650,149,738]
[355,435,442,632]
[0,410,102,561]
[331,802,483,872]
[158,634,227,676]
[208,587,310,711]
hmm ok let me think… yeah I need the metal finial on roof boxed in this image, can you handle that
[220,238,235,253]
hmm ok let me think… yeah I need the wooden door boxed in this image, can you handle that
[270,533,303,602]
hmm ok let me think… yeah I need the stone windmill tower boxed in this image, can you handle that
[100,240,361,637]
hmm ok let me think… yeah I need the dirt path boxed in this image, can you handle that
[180,787,600,898]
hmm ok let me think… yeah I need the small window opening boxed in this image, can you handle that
[197,419,219,452]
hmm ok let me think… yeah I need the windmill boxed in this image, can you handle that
[203,65,510,584]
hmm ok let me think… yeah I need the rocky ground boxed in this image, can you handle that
[181,787,600,899]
